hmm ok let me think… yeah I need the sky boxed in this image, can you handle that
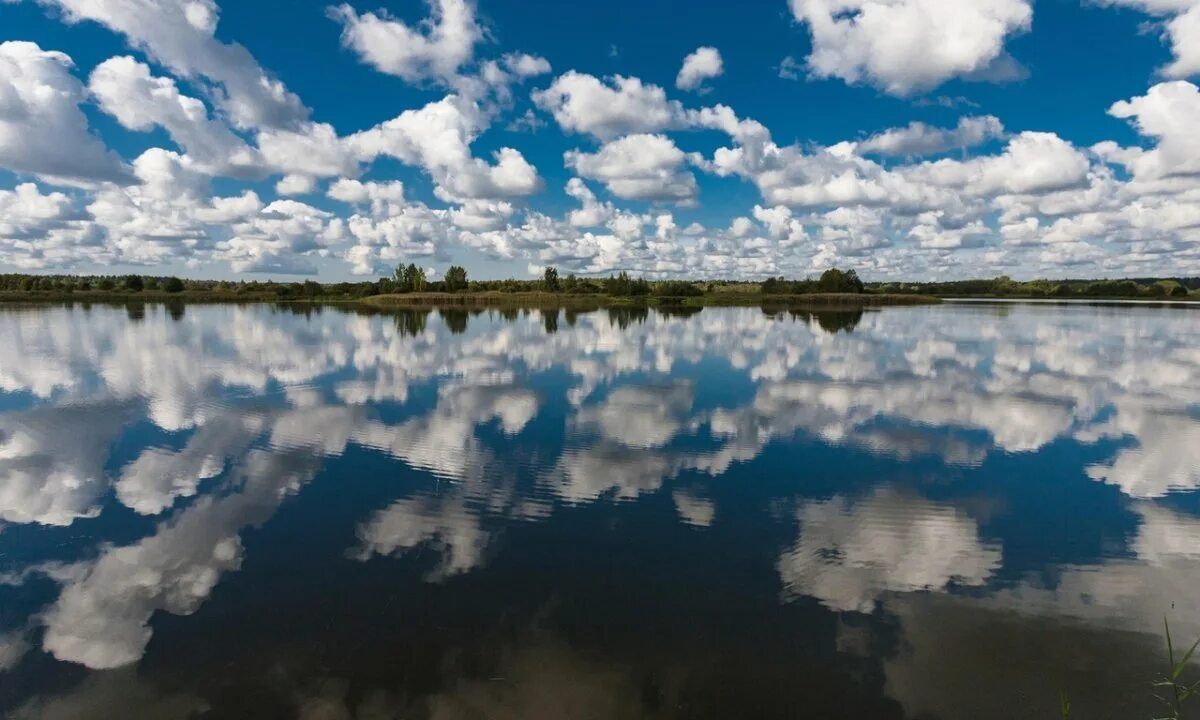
[0,0,1198,282]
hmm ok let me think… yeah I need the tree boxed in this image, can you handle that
[163,277,185,293]
[124,275,144,292]
[816,268,864,294]
[394,263,427,292]
[544,266,560,292]
[444,265,468,292]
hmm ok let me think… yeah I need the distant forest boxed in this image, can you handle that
[0,267,1195,300]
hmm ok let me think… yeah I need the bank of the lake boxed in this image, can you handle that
[0,289,942,309]
[360,291,940,309]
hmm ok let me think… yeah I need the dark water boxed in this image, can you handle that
[1,301,1199,719]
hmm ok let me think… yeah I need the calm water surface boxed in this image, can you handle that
[1,302,1199,719]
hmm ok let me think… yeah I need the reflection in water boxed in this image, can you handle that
[778,487,1001,613]
[394,308,431,337]
[1,302,1199,717]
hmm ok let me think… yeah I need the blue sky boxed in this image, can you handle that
[1,0,1198,281]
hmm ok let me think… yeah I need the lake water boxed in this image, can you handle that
[1,301,1199,719]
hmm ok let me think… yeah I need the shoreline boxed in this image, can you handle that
[0,291,941,309]
[6,292,1200,309]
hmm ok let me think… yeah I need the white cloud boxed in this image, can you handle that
[1107,80,1200,181]
[219,199,339,274]
[0,42,130,184]
[533,72,687,140]
[676,46,723,91]
[564,134,699,203]
[349,95,543,201]
[0,182,102,269]
[913,132,1091,196]
[328,0,482,85]
[32,0,307,129]
[859,115,1006,157]
[788,0,1033,95]
[778,55,802,80]
[88,56,259,176]
[1096,0,1200,78]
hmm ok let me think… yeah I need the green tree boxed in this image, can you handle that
[816,268,864,294]
[124,275,144,292]
[544,266,560,292]
[163,277,185,293]
[444,265,468,292]
[394,263,427,292]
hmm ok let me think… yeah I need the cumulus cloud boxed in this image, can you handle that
[2,1,1199,280]
[1106,80,1200,181]
[0,183,101,269]
[788,0,1033,95]
[1096,0,1200,78]
[858,115,1006,157]
[329,0,482,85]
[564,134,699,203]
[31,0,307,129]
[913,131,1091,196]
[533,71,687,140]
[676,46,723,91]
[0,42,131,184]
[88,55,259,176]
[348,95,544,201]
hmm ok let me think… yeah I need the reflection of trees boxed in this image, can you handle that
[606,305,648,330]
[124,303,145,322]
[393,309,432,337]
[810,309,863,334]
[761,308,865,334]
[563,307,600,327]
[542,309,559,334]
[877,594,1167,720]
[440,308,469,335]
[653,305,703,320]
[165,302,185,322]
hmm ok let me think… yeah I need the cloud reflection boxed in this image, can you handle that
[0,301,1198,680]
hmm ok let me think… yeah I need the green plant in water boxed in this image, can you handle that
[1058,618,1200,719]
[1153,618,1200,720]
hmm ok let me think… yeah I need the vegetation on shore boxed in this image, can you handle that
[875,275,1198,300]
[1,266,1194,308]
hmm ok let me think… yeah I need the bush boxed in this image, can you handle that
[124,275,144,292]
[654,280,703,297]
[163,277,185,293]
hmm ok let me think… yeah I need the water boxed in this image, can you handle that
[1,301,1199,719]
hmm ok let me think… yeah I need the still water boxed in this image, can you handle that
[1,301,1199,719]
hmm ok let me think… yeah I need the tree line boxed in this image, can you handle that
[1,268,1193,301]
